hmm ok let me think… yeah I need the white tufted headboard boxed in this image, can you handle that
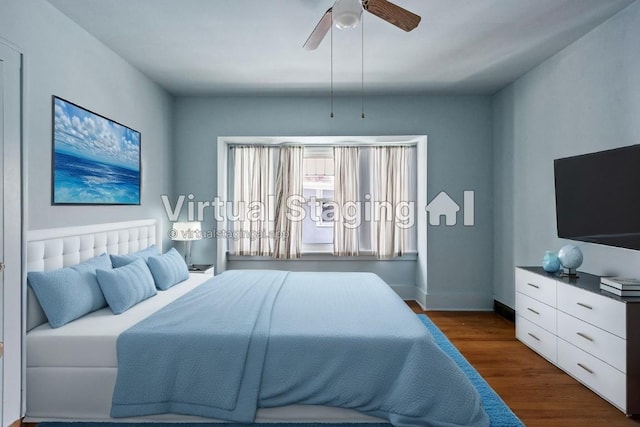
[26,219,162,331]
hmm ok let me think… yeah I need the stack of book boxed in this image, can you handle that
[600,276,640,296]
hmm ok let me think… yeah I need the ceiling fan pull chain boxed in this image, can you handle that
[361,11,365,119]
[330,13,335,119]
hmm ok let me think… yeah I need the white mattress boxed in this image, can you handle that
[27,273,212,368]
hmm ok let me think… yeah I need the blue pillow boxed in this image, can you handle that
[110,245,159,268]
[147,248,190,290]
[96,258,157,314]
[27,253,112,328]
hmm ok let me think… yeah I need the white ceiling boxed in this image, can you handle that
[47,0,634,96]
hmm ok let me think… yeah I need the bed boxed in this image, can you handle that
[24,219,489,426]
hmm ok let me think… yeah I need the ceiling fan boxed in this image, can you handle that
[303,0,421,50]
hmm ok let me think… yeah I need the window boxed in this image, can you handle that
[223,139,420,259]
[302,149,334,250]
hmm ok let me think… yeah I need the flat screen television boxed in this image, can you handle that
[554,144,640,250]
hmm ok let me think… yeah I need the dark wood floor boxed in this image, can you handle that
[407,302,640,426]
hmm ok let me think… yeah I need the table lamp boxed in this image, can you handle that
[171,221,202,267]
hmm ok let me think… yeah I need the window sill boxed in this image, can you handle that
[227,252,418,261]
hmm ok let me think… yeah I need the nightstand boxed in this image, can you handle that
[188,264,214,275]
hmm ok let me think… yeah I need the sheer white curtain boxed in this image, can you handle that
[371,146,414,259]
[273,146,304,259]
[231,146,276,256]
[333,146,359,256]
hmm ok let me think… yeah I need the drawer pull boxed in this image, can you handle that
[576,332,594,342]
[527,332,540,341]
[527,307,540,315]
[577,363,594,374]
[576,302,593,310]
[527,283,540,289]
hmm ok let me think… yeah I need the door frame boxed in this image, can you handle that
[0,40,23,427]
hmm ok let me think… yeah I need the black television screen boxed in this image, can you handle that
[554,144,640,250]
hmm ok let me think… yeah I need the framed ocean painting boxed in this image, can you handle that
[52,96,141,205]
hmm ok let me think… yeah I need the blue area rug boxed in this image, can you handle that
[39,314,522,427]
[417,314,523,427]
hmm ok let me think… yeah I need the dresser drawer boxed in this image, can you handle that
[558,339,626,411]
[516,291,557,334]
[557,311,626,372]
[516,315,557,363]
[516,268,557,307]
[557,283,626,338]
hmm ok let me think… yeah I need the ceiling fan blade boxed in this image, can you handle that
[303,8,332,50]
[362,0,421,32]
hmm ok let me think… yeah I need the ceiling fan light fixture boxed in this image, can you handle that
[332,0,362,29]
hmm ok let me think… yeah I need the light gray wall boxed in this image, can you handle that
[173,95,494,309]
[0,0,173,243]
[493,0,640,308]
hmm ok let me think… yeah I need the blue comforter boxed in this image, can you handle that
[111,270,489,427]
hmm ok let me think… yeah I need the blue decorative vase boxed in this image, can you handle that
[542,251,561,273]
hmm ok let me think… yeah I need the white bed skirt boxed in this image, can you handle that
[26,366,385,423]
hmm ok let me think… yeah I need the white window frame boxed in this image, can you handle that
[217,136,428,287]
[317,197,334,227]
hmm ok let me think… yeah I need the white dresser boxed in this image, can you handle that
[515,266,640,414]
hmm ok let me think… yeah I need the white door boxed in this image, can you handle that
[0,41,22,427]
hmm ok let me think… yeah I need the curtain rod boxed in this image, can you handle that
[227,142,418,148]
